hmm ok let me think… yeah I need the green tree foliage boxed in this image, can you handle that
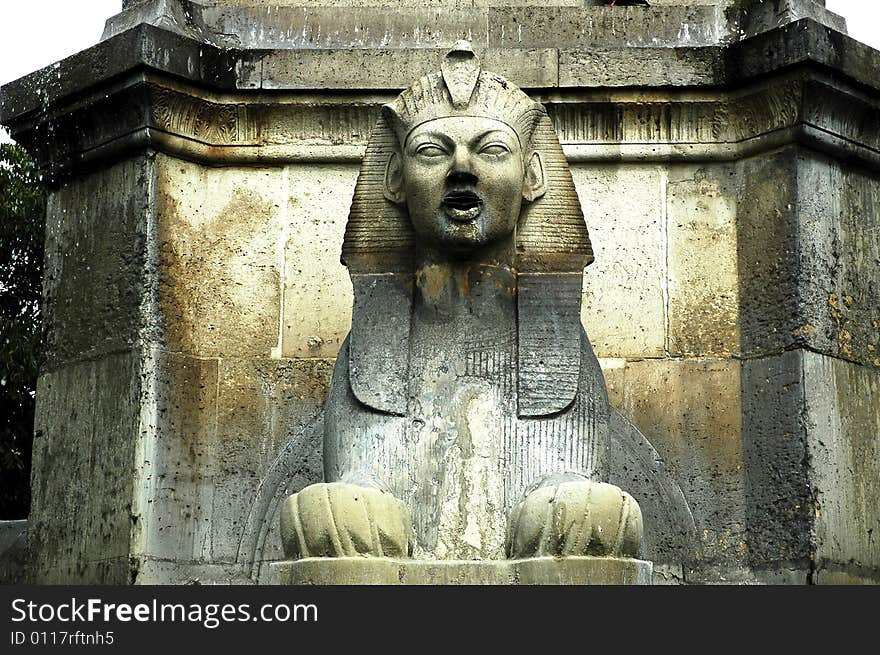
[0,143,45,518]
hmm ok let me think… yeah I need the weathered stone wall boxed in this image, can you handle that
[29,156,154,583]
[587,146,880,582]
[2,1,877,584]
[740,149,880,584]
[137,156,336,582]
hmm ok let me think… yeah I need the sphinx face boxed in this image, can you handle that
[400,116,525,254]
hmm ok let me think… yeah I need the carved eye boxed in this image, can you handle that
[415,144,447,158]
[479,142,511,156]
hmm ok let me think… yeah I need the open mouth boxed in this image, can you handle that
[442,189,483,222]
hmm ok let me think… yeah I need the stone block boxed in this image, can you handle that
[42,157,153,369]
[795,152,844,359]
[804,352,880,576]
[736,149,800,357]
[261,50,442,90]
[156,155,284,358]
[282,165,356,359]
[135,350,219,564]
[263,48,559,92]
[813,568,880,586]
[487,5,726,49]
[611,358,745,571]
[134,352,331,580]
[480,49,558,88]
[739,0,847,38]
[0,26,206,121]
[666,164,739,356]
[30,352,142,584]
[738,149,880,367]
[559,47,724,88]
[134,559,249,585]
[214,357,330,571]
[273,556,652,585]
[573,164,666,359]
[741,350,813,572]
[752,567,811,585]
[197,0,577,6]
[743,349,880,582]
[796,153,880,368]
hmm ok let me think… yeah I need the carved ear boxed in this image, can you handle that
[522,150,547,202]
[383,151,405,204]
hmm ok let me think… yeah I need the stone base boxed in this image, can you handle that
[270,556,653,585]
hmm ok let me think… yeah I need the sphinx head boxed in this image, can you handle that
[382,44,547,257]
[342,43,591,276]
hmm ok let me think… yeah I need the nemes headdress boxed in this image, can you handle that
[384,43,545,149]
[343,44,594,418]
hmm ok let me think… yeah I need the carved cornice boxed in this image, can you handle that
[2,18,878,180]
[7,66,879,183]
[151,87,254,144]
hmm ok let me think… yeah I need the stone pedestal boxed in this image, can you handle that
[271,557,653,586]
[1,1,878,585]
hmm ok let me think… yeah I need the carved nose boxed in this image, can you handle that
[447,170,478,187]
[449,147,477,183]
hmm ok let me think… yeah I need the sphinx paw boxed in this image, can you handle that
[280,482,413,559]
[507,479,642,559]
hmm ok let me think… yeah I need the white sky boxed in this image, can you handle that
[0,0,877,142]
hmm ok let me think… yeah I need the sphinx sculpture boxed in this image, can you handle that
[278,43,649,582]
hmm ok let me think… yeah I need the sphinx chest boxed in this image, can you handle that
[396,284,516,558]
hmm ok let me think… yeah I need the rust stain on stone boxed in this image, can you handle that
[157,169,280,357]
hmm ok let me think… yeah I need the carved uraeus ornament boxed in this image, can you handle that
[281,43,643,563]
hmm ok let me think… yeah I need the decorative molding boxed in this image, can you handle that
[150,86,256,144]
[802,80,880,156]
[725,79,803,143]
[10,70,880,181]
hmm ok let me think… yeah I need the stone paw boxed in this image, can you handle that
[280,482,413,559]
[507,479,643,559]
